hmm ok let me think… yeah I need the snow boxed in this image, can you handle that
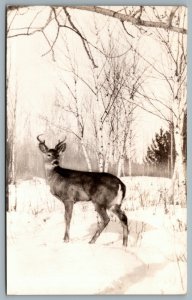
[7,177,187,295]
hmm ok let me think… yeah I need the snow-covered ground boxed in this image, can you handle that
[7,177,187,295]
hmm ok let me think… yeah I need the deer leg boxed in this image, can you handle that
[63,201,74,242]
[111,204,128,246]
[89,204,110,244]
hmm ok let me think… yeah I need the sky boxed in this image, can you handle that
[7,6,186,162]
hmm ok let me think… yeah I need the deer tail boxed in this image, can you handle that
[120,181,126,200]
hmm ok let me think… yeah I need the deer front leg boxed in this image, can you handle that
[63,201,74,242]
[89,204,110,244]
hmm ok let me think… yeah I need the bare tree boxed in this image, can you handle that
[148,7,187,206]
[87,39,140,174]
[6,59,18,210]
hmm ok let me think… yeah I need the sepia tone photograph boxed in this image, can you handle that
[6,5,187,295]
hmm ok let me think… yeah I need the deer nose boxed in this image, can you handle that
[52,159,59,166]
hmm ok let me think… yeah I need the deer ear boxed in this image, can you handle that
[39,143,48,153]
[56,142,66,153]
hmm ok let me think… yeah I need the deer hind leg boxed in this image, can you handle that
[111,204,128,247]
[89,204,110,244]
[63,201,74,242]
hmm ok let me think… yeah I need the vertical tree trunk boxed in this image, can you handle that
[104,140,111,172]
[117,155,124,177]
[98,120,104,172]
[128,131,132,176]
[81,140,92,172]
[7,92,18,211]
[104,129,115,172]
[170,122,174,175]
[128,157,132,177]
[172,100,186,207]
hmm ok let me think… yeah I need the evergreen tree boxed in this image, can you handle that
[145,127,175,170]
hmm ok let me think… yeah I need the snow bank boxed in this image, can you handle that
[6,177,187,295]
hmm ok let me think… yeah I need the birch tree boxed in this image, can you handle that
[87,42,141,174]
[149,7,187,206]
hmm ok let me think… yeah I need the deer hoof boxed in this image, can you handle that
[123,239,128,247]
[89,239,95,244]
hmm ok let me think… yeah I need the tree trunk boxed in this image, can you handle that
[117,155,124,177]
[172,103,186,207]
[104,141,111,172]
[104,132,114,172]
[170,122,174,175]
[81,140,92,172]
[128,133,132,176]
[128,158,132,177]
[98,120,104,172]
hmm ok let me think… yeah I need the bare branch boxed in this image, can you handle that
[27,10,42,34]
[39,115,81,140]
[63,7,98,68]
[7,28,42,38]
[7,10,18,33]
[66,6,187,34]
[58,68,97,96]
[41,8,60,60]
[122,96,169,122]
[167,6,179,28]
[121,21,135,38]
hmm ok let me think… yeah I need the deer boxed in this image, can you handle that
[37,135,128,246]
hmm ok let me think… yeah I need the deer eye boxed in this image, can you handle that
[47,153,51,157]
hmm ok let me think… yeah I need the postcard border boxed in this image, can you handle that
[1,0,190,299]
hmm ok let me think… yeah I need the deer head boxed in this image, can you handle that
[37,135,67,164]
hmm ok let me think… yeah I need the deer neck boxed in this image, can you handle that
[44,160,59,181]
